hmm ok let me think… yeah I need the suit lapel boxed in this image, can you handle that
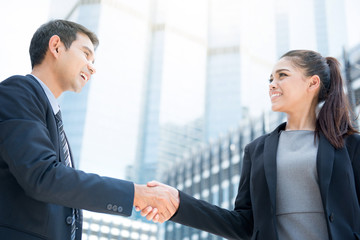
[263,123,286,211]
[316,132,335,204]
[27,74,64,165]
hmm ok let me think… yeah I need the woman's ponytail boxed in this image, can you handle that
[316,57,357,148]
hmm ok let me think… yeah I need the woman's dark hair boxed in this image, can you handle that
[281,50,358,149]
[29,19,99,68]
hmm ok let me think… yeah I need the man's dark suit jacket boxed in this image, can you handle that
[0,75,134,240]
[171,122,360,240]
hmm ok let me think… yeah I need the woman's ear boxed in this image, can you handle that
[308,75,320,92]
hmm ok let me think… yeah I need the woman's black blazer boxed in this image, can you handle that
[171,123,360,240]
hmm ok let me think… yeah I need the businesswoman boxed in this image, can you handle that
[144,50,360,239]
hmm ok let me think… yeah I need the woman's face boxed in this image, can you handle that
[269,57,314,114]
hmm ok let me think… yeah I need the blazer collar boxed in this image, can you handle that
[264,122,286,210]
[263,122,336,212]
[316,132,335,204]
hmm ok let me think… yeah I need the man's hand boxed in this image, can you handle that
[133,181,179,223]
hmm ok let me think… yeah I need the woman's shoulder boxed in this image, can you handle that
[246,122,285,149]
[245,133,273,155]
[247,133,270,147]
[345,133,360,151]
[345,132,360,142]
[344,133,360,163]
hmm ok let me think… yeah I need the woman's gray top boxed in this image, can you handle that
[276,130,329,239]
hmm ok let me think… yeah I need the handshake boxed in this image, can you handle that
[133,181,179,223]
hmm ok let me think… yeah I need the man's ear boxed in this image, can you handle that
[308,75,320,92]
[48,35,61,58]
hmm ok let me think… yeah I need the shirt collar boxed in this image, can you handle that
[30,74,60,114]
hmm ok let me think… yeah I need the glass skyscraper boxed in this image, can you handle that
[205,0,242,141]
[135,0,207,184]
[134,0,166,184]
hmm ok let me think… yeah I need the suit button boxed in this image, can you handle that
[112,205,118,211]
[117,206,123,213]
[329,213,334,222]
[66,216,73,225]
[107,204,113,210]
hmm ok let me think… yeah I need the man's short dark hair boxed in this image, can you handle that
[29,19,99,68]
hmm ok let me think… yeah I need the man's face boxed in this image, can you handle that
[56,32,96,93]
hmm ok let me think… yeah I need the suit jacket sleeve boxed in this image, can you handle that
[0,76,134,216]
[170,145,254,240]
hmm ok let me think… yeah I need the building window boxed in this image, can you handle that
[211,185,219,205]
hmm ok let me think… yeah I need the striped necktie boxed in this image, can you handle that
[55,110,76,240]
[55,110,72,167]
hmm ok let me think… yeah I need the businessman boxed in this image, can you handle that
[0,19,178,240]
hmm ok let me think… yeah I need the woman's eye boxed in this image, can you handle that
[269,78,273,83]
[279,73,287,77]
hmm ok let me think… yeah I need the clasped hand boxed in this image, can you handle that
[133,181,179,223]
